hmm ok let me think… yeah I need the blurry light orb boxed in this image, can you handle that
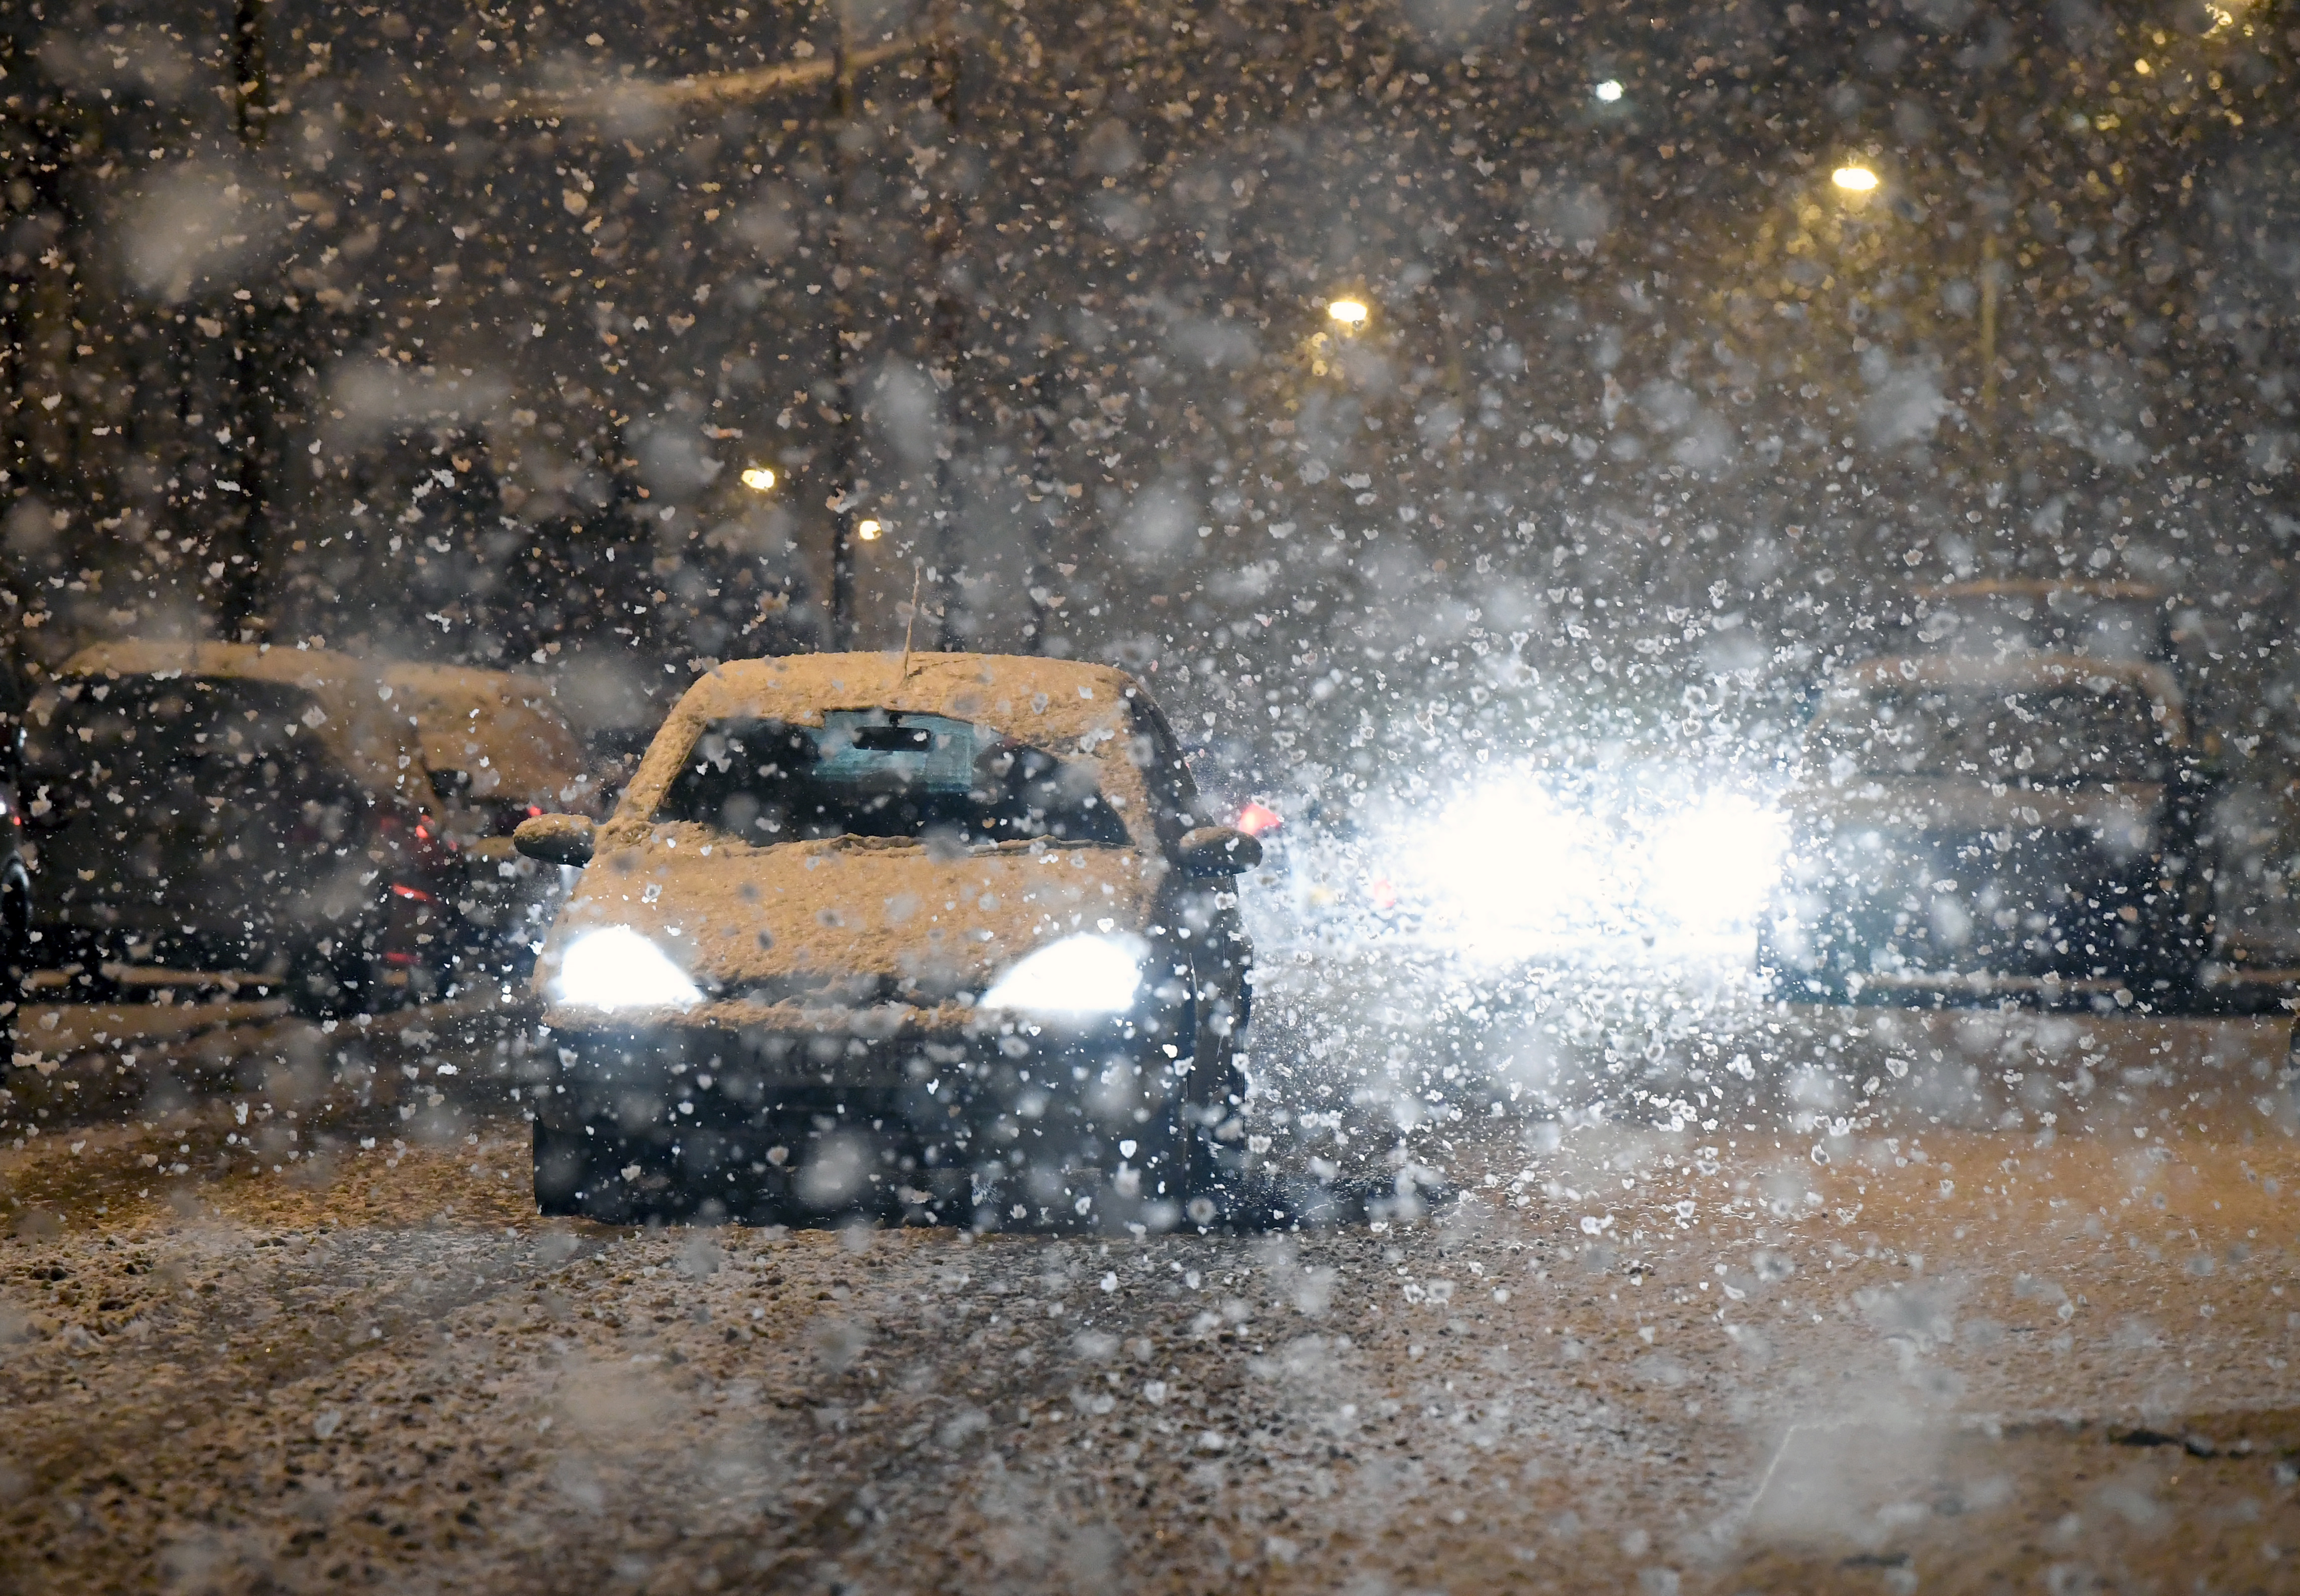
[2133,57,2152,74]
[1643,796,1788,934]
[1831,165,1879,193]
[739,465,776,492]
[1593,79,1624,102]
[855,518,883,541]
[979,933,1144,1017]
[551,926,701,1012]
[1327,299,1370,327]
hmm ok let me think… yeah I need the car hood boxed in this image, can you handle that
[534,825,1167,1025]
[1793,777,2164,845]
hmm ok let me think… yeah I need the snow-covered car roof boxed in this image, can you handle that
[380,662,589,807]
[55,639,438,802]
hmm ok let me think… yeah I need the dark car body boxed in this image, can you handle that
[1758,653,2212,1008]
[382,662,594,983]
[0,650,31,1046]
[521,651,1258,1231]
[23,640,457,1014]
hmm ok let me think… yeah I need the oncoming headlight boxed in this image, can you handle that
[550,926,703,1011]
[978,933,1146,1019]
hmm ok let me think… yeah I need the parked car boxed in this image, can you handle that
[1757,652,2214,1008]
[515,650,1261,1230]
[382,662,594,983]
[21,640,458,1016]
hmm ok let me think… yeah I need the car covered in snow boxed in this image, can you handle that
[514,651,1262,1229]
[1757,652,2214,1007]
[22,640,460,1015]
[382,662,594,982]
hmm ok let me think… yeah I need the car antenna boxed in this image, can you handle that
[899,560,923,682]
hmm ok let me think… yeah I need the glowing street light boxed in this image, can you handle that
[739,465,777,492]
[1831,164,1879,194]
[1593,79,1624,102]
[1327,298,1369,329]
[855,518,883,542]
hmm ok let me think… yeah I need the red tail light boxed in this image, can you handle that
[1236,801,1283,838]
[377,808,455,871]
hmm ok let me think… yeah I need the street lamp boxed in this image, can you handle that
[1327,298,1370,329]
[740,465,777,492]
[856,518,883,542]
[1831,164,1879,194]
[1593,79,1624,103]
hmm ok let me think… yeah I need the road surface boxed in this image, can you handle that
[4,985,2298,1593]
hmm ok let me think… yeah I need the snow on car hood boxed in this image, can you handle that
[535,825,1166,1026]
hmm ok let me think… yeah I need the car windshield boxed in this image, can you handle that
[656,711,1130,846]
[24,676,366,924]
[30,676,353,805]
[1813,681,2172,785]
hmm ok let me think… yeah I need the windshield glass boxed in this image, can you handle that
[655,712,1130,846]
[30,676,354,809]
[25,676,366,925]
[1813,681,2172,784]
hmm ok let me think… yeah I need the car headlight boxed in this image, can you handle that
[978,933,1146,1019]
[549,926,703,1011]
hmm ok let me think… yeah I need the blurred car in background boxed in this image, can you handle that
[514,651,1261,1229]
[1758,652,2214,1008]
[22,641,458,1017]
[382,662,594,983]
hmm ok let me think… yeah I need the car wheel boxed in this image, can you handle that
[1171,997,1251,1230]
[533,1115,592,1217]
[286,940,371,1020]
[532,1114,670,1224]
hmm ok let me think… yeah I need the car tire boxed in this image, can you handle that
[287,925,439,1021]
[1171,996,1251,1231]
[286,940,371,1021]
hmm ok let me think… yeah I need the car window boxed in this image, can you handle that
[30,677,357,808]
[655,711,1131,847]
[1814,682,2172,785]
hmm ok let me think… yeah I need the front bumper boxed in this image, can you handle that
[537,1012,1222,1229]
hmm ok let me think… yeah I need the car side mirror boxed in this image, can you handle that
[1176,825,1262,879]
[514,812,595,867]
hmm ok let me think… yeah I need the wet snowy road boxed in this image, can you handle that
[4,994,2299,1594]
